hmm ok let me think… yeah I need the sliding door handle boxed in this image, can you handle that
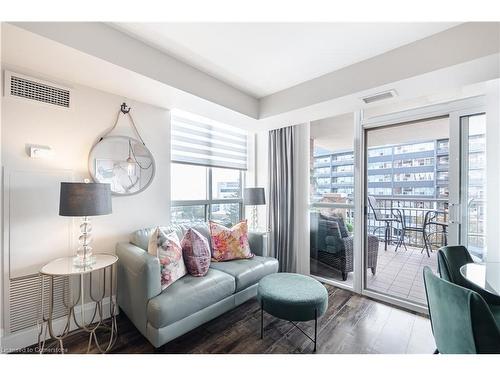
[449,203,461,224]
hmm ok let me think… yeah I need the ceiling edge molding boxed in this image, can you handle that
[10,22,260,119]
[259,22,500,118]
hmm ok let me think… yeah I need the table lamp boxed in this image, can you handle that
[59,182,112,267]
[244,187,266,231]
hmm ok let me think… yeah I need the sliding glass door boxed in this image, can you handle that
[360,97,486,312]
[460,113,487,261]
[363,117,448,305]
[309,113,357,288]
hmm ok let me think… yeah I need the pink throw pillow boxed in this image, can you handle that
[148,228,187,289]
[209,220,253,262]
[181,228,211,277]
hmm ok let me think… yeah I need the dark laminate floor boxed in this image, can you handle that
[22,284,435,354]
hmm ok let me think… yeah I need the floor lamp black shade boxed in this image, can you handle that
[59,182,112,217]
[244,187,266,206]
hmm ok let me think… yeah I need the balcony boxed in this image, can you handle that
[311,242,437,304]
[309,197,480,305]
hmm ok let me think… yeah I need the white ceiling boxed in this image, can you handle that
[112,22,460,98]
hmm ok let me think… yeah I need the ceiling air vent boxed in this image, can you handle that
[361,90,397,104]
[5,71,71,109]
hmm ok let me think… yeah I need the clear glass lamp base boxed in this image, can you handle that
[73,255,96,268]
[73,216,96,268]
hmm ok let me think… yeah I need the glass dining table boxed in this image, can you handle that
[460,262,500,296]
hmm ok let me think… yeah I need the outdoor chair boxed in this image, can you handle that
[367,196,400,252]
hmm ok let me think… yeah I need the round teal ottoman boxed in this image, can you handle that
[257,273,328,352]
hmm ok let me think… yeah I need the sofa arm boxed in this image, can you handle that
[248,232,268,257]
[116,242,161,336]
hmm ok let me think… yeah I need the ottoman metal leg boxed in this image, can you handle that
[260,300,264,339]
[314,309,317,352]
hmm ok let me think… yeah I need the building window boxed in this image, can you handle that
[437,139,449,153]
[170,110,247,226]
[368,147,392,157]
[368,161,392,170]
[332,176,354,185]
[437,155,449,167]
[332,153,354,162]
[333,164,354,173]
[314,156,330,165]
[171,164,244,225]
[393,157,434,168]
[393,172,434,182]
[394,142,434,154]
[315,167,330,176]
[393,187,435,196]
[316,177,331,186]
[436,171,449,181]
[367,187,392,196]
[367,174,392,183]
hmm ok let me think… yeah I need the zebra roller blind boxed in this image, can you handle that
[171,110,248,170]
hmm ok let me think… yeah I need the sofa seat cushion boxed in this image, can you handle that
[147,269,235,328]
[209,256,279,292]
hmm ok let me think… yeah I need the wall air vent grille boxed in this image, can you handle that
[8,73,71,108]
[361,90,397,104]
[9,275,70,333]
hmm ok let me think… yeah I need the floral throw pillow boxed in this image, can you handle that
[209,220,253,262]
[181,228,211,277]
[148,227,187,290]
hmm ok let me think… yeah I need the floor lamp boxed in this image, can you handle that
[244,187,266,231]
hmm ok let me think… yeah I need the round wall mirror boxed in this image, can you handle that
[89,136,155,196]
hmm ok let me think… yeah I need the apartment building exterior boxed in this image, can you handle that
[312,136,486,254]
[312,139,453,202]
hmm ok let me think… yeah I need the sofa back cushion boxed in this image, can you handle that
[131,224,211,251]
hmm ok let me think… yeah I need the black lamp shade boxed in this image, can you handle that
[244,187,266,206]
[59,182,112,217]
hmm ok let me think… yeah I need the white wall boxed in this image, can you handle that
[1,72,171,339]
[0,25,4,340]
[2,75,171,253]
[486,79,500,262]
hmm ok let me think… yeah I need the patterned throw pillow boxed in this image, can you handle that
[209,220,254,262]
[148,227,187,289]
[181,228,211,277]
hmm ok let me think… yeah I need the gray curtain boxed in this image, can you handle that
[268,126,297,272]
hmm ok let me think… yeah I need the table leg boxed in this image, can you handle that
[314,309,318,353]
[260,300,264,339]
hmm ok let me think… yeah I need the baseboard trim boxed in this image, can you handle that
[1,296,117,353]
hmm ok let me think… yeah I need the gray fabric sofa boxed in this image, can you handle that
[116,223,278,348]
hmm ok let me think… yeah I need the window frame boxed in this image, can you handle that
[171,164,245,224]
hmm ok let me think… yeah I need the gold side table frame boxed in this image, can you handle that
[37,254,118,354]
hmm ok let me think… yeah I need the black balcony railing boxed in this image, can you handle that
[310,196,485,256]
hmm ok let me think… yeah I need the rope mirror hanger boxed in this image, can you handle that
[89,102,156,196]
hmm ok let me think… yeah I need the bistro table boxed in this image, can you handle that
[390,207,448,256]
[460,262,500,296]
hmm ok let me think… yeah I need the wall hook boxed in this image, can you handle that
[120,102,131,114]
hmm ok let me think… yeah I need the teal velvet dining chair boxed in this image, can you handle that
[423,267,500,354]
[437,245,500,306]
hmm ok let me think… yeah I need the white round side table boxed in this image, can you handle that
[37,254,118,354]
